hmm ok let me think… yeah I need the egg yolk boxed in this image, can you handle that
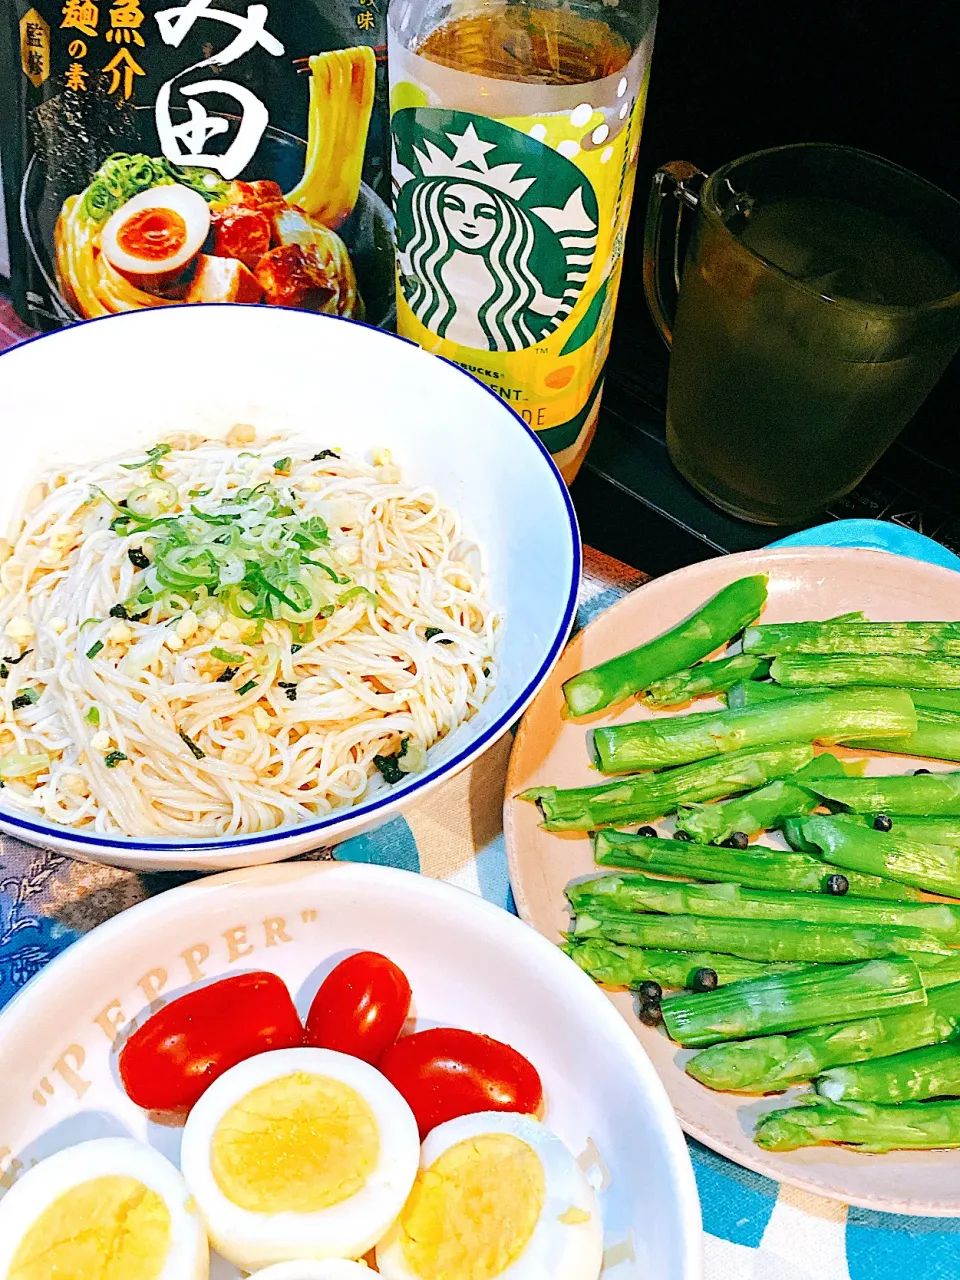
[8,1175,171,1280]
[211,1071,380,1214]
[398,1134,545,1280]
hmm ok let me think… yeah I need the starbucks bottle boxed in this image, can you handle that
[388,0,658,482]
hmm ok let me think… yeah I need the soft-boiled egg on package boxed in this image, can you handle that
[0,1136,208,1279]
[180,1046,420,1270]
[376,1111,603,1280]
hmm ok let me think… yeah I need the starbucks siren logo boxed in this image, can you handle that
[392,108,599,353]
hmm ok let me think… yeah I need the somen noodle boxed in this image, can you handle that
[0,432,501,838]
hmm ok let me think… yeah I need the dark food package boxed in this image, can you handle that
[0,0,394,329]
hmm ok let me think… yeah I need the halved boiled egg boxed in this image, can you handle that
[376,1111,603,1280]
[0,1136,208,1279]
[180,1047,420,1270]
[249,1262,373,1278]
[101,184,211,283]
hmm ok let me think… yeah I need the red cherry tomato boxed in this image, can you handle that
[377,1027,544,1137]
[118,971,303,1113]
[304,951,412,1064]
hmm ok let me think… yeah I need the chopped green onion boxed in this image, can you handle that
[425,626,452,644]
[178,729,205,760]
[109,604,129,619]
[340,585,378,608]
[103,750,127,768]
[85,706,100,727]
[126,480,177,519]
[188,488,211,498]
[273,457,292,474]
[211,647,244,664]
[86,640,104,659]
[11,689,39,710]
[0,666,7,681]
[0,751,50,778]
[237,679,257,695]
[120,443,172,479]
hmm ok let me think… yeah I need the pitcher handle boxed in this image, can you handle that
[643,160,706,348]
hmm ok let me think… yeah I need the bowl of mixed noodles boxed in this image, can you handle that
[0,305,579,870]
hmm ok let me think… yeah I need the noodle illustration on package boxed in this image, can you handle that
[0,0,394,329]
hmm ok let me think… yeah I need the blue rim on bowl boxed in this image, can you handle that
[0,306,582,853]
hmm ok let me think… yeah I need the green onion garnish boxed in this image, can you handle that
[11,689,39,710]
[85,706,100,727]
[103,750,127,768]
[340,585,378,608]
[109,604,129,619]
[211,647,244,663]
[273,457,292,474]
[178,730,205,760]
[86,640,104,659]
[237,679,257,695]
[121,443,172,479]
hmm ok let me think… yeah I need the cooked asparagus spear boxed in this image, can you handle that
[771,653,960,689]
[915,955,960,987]
[561,575,768,717]
[661,956,925,1047]
[818,1042,960,1104]
[687,982,960,1093]
[744,620,960,657]
[808,771,960,814]
[591,689,915,774]
[524,742,813,831]
[568,873,960,935]
[871,817,960,846]
[754,1096,960,1152]
[561,939,793,989]
[727,681,960,717]
[572,906,950,961]
[846,705,960,761]
[798,814,960,898]
[675,753,844,843]
[641,654,771,708]
[594,829,923,901]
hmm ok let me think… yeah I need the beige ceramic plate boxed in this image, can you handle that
[505,546,960,1215]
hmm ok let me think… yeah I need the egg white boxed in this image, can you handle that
[180,1047,420,1270]
[0,1136,208,1279]
[248,1262,373,1279]
[376,1111,603,1280]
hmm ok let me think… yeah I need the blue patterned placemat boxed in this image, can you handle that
[2,533,960,1277]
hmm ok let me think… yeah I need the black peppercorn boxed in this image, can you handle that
[825,873,850,896]
[690,967,719,993]
[873,813,893,832]
[722,831,750,850]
